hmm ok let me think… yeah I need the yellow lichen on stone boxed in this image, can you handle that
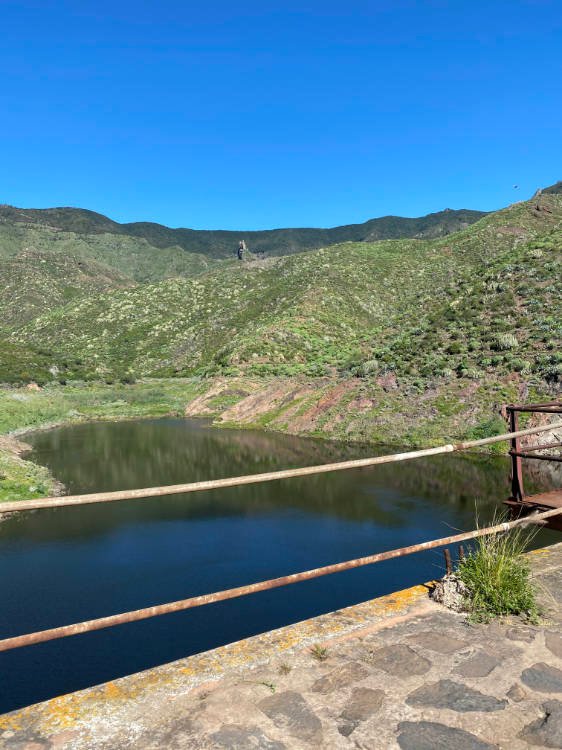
[529,547,549,557]
[0,715,23,731]
[37,694,85,731]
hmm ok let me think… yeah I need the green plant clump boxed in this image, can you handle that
[458,524,539,623]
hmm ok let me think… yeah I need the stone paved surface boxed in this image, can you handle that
[3,544,562,749]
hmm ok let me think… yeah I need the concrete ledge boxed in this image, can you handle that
[0,581,433,736]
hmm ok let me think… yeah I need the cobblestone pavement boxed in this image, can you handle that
[3,545,562,749]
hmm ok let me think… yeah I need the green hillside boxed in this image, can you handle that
[0,249,134,332]
[12,193,561,385]
[0,216,219,337]
[0,220,215,283]
[0,340,54,385]
[0,203,486,259]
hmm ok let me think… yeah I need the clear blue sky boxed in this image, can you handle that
[1,0,561,229]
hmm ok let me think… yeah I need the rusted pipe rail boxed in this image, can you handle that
[508,402,562,414]
[1,505,560,653]
[510,452,562,463]
[520,441,562,453]
[510,401,562,409]
[2,421,561,515]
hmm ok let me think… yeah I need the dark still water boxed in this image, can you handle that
[0,418,556,712]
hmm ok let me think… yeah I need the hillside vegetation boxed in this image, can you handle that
[0,203,486,259]
[0,220,214,283]
[0,340,54,385]
[0,250,134,332]
[12,193,561,387]
[0,187,560,488]
[0,216,219,337]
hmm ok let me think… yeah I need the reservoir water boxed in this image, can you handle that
[0,418,556,713]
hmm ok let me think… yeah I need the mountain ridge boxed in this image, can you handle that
[0,203,487,258]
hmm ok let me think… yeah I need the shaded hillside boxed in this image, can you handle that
[0,220,217,284]
[0,203,486,259]
[13,193,561,385]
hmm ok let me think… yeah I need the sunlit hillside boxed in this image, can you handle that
[10,193,561,388]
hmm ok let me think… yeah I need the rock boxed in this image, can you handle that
[408,631,467,654]
[431,574,469,612]
[368,644,431,678]
[146,716,204,749]
[541,572,562,604]
[454,651,500,678]
[519,700,562,747]
[311,661,368,694]
[506,626,537,643]
[376,373,398,391]
[210,725,287,749]
[0,730,51,750]
[258,691,322,742]
[397,720,498,749]
[406,679,507,712]
[546,631,562,659]
[338,688,384,737]
[507,683,527,702]
[340,687,385,722]
[522,663,562,693]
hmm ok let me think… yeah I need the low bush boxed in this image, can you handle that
[458,520,539,623]
[493,333,519,351]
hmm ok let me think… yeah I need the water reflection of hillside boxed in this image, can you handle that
[2,418,556,543]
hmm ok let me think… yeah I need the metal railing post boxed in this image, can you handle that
[508,405,524,501]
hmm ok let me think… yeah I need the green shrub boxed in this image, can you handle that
[355,359,379,378]
[493,333,519,351]
[458,521,539,623]
[545,363,562,382]
[511,358,531,374]
[464,367,484,380]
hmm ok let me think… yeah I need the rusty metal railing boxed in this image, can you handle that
[1,504,561,653]
[504,402,562,502]
[1,421,561,515]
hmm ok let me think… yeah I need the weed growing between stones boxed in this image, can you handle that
[259,681,276,693]
[458,518,540,623]
[310,644,329,661]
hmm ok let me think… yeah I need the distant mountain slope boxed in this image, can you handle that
[0,203,487,259]
[13,192,561,384]
[0,220,215,282]
[0,213,220,337]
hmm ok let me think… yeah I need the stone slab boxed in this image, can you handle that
[521,663,562,694]
[519,700,562,748]
[406,679,508,712]
[453,650,500,678]
[397,720,498,749]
